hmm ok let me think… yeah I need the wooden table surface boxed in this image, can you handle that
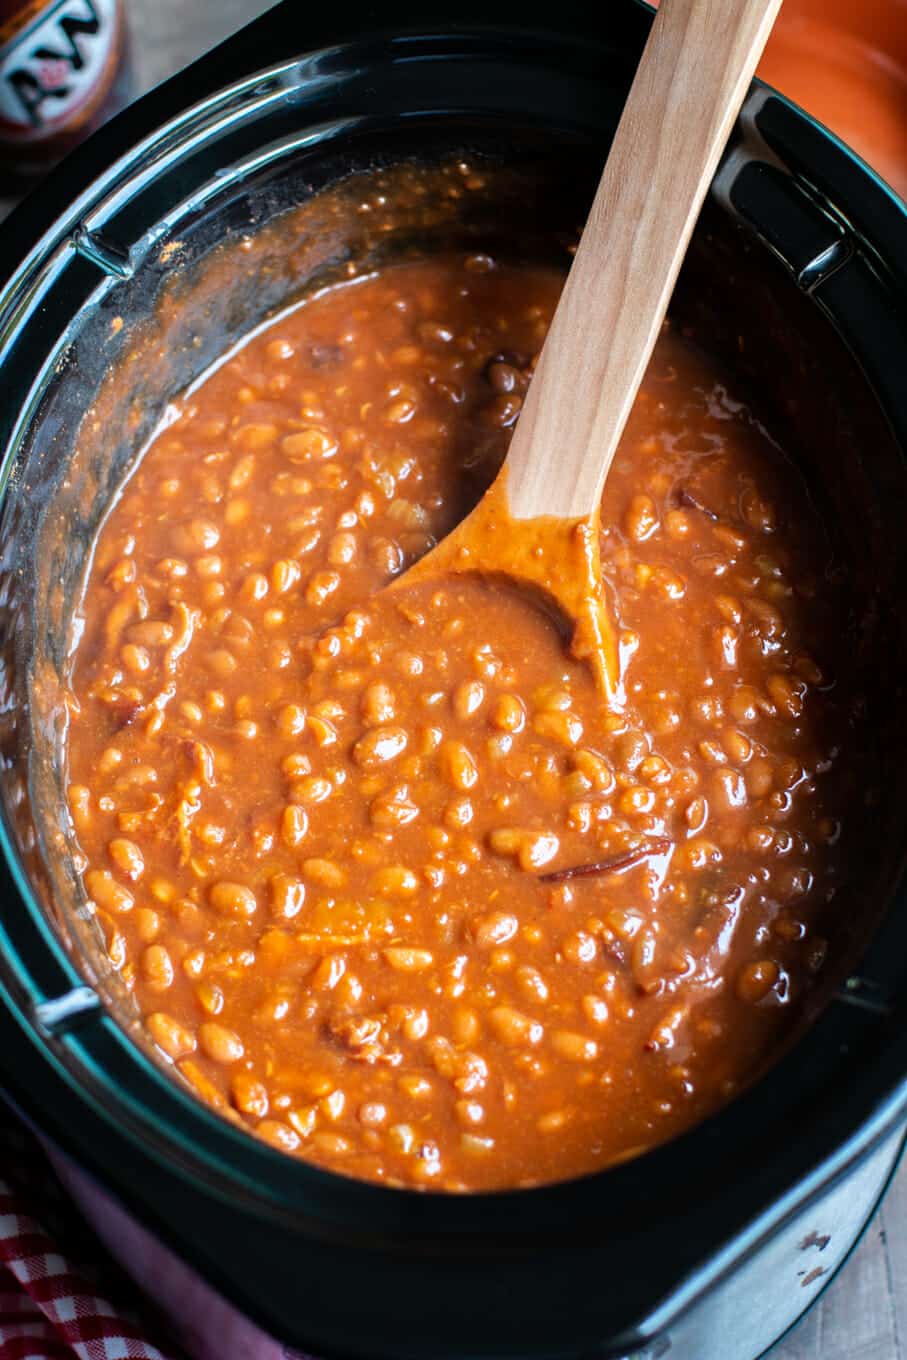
[4,1,906,1355]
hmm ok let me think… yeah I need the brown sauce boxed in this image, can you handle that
[64,254,852,1190]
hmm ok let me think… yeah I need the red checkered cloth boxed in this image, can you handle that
[0,1112,180,1360]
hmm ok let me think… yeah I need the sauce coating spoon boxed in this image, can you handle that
[398,0,783,701]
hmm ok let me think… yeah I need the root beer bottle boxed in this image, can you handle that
[0,0,131,184]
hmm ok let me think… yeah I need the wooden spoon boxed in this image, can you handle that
[398,0,783,702]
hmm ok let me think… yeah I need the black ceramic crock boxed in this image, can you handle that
[0,4,906,1359]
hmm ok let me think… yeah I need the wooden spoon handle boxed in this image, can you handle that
[505,0,783,521]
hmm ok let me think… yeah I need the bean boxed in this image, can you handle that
[293,775,333,803]
[240,572,269,604]
[685,796,708,833]
[320,1090,347,1121]
[359,1102,388,1127]
[741,487,777,533]
[715,625,739,669]
[306,570,341,606]
[270,873,305,920]
[461,1133,496,1153]
[515,965,549,1003]
[736,959,780,1003]
[337,972,364,1007]
[400,1007,430,1041]
[439,739,478,791]
[488,827,559,872]
[235,422,278,451]
[645,1004,687,1052]
[385,397,417,424]
[492,694,525,733]
[134,907,160,943]
[107,838,144,881]
[453,680,485,720]
[488,1007,543,1046]
[180,1060,226,1110]
[195,981,224,1016]
[207,648,238,677]
[537,1110,571,1134]
[271,559,301,594]
[484,393,522,426]
[141,944,174,992]
[210,881,258,918]
[624,494,659,541]
[563,931,598,966]
[452,1006,481,1046]
[85,870,134,915]
[307,716,338,748]
[721,728,752,764]
[94,909,125,968]
[677,838,722,870]
[471,911,519,949]
[176,519,220,552]
[195,555,223,580]
[533,710,583,747]
[277,704,307,739]
[257,1120,301,1152]
[69,785,91,833]
[147,1012,196,1060]
[107,557,136,589]
[282,428,338,462]
[614,729,650,773]
[231,1072,269,1119]
[619,786,655,815]
[383,1123,415,1156]
[664,508,691,539]
[302,858,347,889]
[370,785,419,828]
[551,1031,599,1062]
[281,804,309,848]
[398,1074,432,1100]
[372,866,419,898]
[97,746,122,776]
[128,621,173,647]
[712,766,747,813]
[573,748,614,791]
[582,995,609,1026]
[199,1022,245,1064]
[652,568,688,601]
[353,725,408,768]
[456,1100,485,1126]
[444,796,474,830]
[370,537,404,577]
[328,531,358,565]
[228,452,257,490]
[533,685,573,712]
[767,673,806,719]
[383,947,434,972]
[519,831,559,872]
[729,684,769,724]
[361,683,396,726]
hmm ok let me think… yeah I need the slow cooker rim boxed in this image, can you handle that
[0,2,905,1347]
[1,0,905,1233]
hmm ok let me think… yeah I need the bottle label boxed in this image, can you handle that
[0,0,117,142]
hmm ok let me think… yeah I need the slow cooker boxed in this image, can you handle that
[0,3,906,1358]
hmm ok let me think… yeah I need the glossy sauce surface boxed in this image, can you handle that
[65,256,851,1190]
